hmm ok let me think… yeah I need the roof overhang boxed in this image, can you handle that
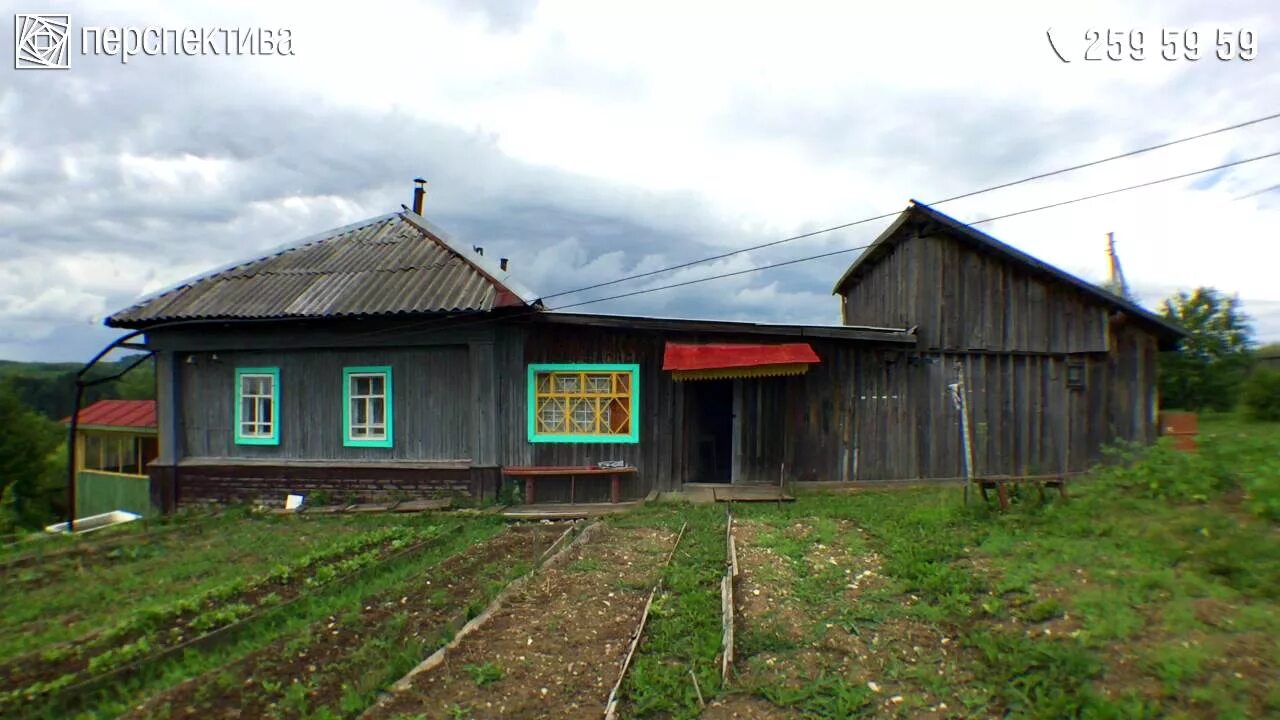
[536,312,918,345]
[663,342,821,381]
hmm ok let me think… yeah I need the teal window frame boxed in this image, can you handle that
[527,363,640,444]
[234,367,280,446]
[343,366,393,448]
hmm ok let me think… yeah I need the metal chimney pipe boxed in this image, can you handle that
[412,178,426,214]
[499,258,509,271]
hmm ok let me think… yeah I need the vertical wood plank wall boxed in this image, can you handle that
[178,346,474,461]
[838,229,1165,481]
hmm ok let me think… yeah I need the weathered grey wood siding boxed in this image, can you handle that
[842,233,1109,353]
[838,229,1165,481]
[496,324,678,502]
[178,346,474,461]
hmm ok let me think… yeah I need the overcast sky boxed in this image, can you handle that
[2,0,1278,361]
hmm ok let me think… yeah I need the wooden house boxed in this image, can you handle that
[63,399,158,517]
[106,198,1182,509]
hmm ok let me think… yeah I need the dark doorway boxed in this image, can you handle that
[686,380,733,483]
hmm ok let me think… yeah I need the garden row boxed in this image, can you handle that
[3,520,458,717]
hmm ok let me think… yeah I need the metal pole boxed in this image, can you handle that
[952,361,975,506]
[66,381,84,532]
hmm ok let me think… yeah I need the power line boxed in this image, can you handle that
[354,147,1280,339]
[538,110,1280,301]
[553,149,1280,311]
[1235,183,1280,200]
[972,150,1280,224]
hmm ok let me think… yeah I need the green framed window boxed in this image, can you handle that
[343,366,393,448]
[527,363,639,444]
[234,367,280,446]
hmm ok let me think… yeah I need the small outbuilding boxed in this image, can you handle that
[63,399,158,517]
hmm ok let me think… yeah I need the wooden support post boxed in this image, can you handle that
[524,476,535,505]
[996,481,1010,512]
[610,473,621,504]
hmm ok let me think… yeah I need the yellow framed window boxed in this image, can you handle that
[527,363,639,443]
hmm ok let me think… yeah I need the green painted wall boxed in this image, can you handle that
[75,471,153,518]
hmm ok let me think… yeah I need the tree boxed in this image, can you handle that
[1158,288,1254,412]
[0,384,65,532]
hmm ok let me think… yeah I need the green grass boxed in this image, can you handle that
[4,414,1277,718]
[728,413,1278,718]
[615,503,726,719]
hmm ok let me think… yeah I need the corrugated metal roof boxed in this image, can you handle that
[63,399,157,429]
[107,212,537,327]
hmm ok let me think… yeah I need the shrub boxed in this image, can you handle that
[1242,368,1280,422]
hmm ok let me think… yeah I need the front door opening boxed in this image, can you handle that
[686,379,733,483]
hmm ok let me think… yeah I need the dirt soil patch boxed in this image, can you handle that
[121,523,568,719]
[370,524,676,720]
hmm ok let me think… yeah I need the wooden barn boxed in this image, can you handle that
[833,201,1185,481]
[106,197,1182,509]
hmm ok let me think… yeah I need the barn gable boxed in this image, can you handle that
[833,201,1185,352]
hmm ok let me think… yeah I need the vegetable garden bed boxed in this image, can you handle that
[0,521,449,714]
[123,522,571,719]
[0,514,396,659]
[368,524,678,720]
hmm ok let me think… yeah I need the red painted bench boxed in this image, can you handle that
[501,465,638,504]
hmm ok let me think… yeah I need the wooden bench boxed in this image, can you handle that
[978,474,1069,511]
[501,465,638,504]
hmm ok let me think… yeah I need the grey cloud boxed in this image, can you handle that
[439,0,540,33]
[0,45,842,361]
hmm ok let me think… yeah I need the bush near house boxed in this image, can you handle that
[0,385,66,534]
[1242,367,1280,422]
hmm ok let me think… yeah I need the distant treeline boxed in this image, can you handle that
[0,355,155,421]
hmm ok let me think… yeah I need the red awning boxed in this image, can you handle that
[662,342,820,380]
[62,399,157,429]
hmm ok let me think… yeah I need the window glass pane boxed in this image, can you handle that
[372,397,385,424]
[368,375,384,396]
[586,374,611,392]
[103,439,119,471]
[352,397,367,425]
[258,397,272,426]
[554,374,579,392]
[571,399,594,431]
[85,435,102,470]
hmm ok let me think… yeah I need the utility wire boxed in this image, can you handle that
[538,110,1280,301]
[554,149,1280,311]
[1235,183,1280,200]
[353,148,1280,339]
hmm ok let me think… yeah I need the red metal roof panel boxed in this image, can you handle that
[661,343,820,371]
[64,399,157,429]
